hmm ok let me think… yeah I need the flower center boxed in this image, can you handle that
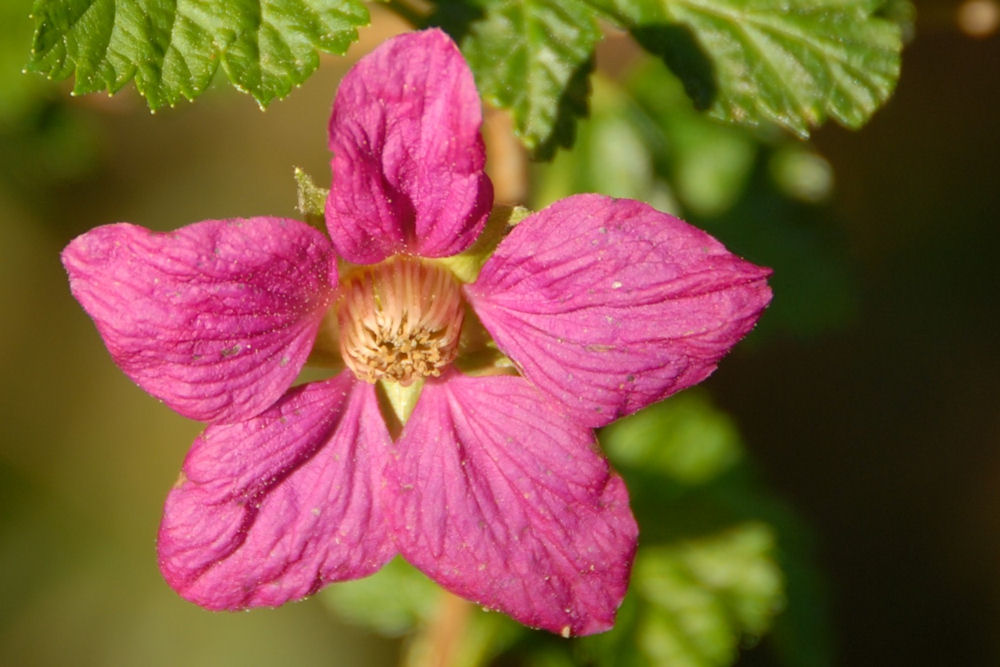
[337,257,464,385]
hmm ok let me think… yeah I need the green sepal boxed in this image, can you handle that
[376,378,425,440]
[433,204,531,284]
[294,166,329,231]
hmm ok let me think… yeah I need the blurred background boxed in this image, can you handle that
[1,1,998,665]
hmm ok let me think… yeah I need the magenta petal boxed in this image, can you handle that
[62,218,335,423]
[467,194,773,428]
[388,372,637,636]
[326,29,493,263]
[158,373,395,610]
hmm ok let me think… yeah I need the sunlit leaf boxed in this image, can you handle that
[27,0,368,109]
[432,0,600,158]
[587,0,902,136]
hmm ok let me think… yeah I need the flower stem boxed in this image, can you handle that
[409,589,472,667]
[483,108,529,205]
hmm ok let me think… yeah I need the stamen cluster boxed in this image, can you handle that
[337,257,464,385]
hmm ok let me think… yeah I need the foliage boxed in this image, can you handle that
[586,0,901,136]
[324,393,831,666]
[16,1,898,663]
[431,0,600,159]
[27,0,901,155]
[27,0,368,109]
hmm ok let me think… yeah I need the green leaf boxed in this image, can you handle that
[322,557,523,666]
[322,556,440,637]
[27,0,369,109]
[580,393,832,667]
[533,66,755,219]
[623,59,759,217]
[631,524,783,667]
[534,74,680,212]
[602,389,743,485]
[587,0,902,137]
[432,0,601,159]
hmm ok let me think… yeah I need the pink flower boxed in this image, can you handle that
[61,29,771,636]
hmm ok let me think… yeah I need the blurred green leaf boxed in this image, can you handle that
[534,75,679,211]
[27,0,368,109]
[583,393,831,667]
[536,65,756,219]
[432,0,599,159]
[0,99,103,215]
[879,0,916,43]
[630,524,783,667]
[587,0,902,137]
[323,556,439,637]
[322,395,821,667]
[322,557,523,666]
[667,119,756,217]
[628,61,758,217]
[603,388,742,484]
[625,57,758,218]
[769,146,834,204]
